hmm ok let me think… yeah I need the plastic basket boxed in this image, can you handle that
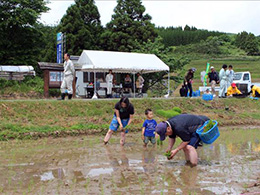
[196,120,220,144]
[202,94,213,101]
[187,90,200,97]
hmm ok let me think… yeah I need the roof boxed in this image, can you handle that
[78,50,169,74]
[38,62,81,71]
[0,65,34,73]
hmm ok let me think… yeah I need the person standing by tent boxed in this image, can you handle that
[136,73,144,97]
[124,74,132,93]
[184,68,196,97]
[155,114,209,167]
[104,97,134,146]
[59,53,75,100]
[106,70,113,98]
[208,66,219,96]
[219,64,228,98]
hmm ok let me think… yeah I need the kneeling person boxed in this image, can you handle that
[227,83,242,97]
[156,114,209,167]
[142,109,157,148]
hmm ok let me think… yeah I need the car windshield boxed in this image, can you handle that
[233,73,242,80]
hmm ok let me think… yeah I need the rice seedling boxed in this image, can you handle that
[164,151,171,159]
[85,177,90,193]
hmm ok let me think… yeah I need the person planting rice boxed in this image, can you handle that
[141,109,157,148]
[104,97,134,146]
[156,114,209,167]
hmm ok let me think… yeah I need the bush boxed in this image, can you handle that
[49,89,61,97]
[0,76,44,94]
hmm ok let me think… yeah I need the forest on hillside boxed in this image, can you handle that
[0,0,259,71]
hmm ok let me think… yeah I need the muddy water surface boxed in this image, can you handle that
[0,129,259,194]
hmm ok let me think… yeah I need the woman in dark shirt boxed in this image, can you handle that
[104,97,134,146]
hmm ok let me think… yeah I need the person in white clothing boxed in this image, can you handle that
[136,73,144,97]
[226,65,234,89]
[106,70,113,98]
[219,64,228,98]
[59,53,75,100]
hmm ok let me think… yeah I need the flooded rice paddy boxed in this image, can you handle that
[0,129,259,194]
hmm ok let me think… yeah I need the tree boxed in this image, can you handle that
[157,26,224,47]
[235,31,259,55]
[100,0,158,52]
[133,37,190,94]
[38,25,58,63]
[58,0,103,55]
[0,0,49,65]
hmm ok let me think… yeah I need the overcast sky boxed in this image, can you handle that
[40,0,260,36]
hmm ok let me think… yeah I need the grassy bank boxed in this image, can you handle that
[1,98,260,141]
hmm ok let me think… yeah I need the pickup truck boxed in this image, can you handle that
[233,71,260,94]
[199,71,260,94]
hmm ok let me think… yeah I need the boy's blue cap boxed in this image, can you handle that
[156,122,167,141]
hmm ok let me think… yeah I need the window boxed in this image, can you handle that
[243,73,249,81]
[233,73,242,81]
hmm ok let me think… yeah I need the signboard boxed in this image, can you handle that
[57,32,62,42]
[57,32,63,64]
[49,71,63,88]
[57,43,62,64]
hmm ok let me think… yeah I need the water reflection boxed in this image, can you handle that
[142,148,157,173]
[0,133,259,194]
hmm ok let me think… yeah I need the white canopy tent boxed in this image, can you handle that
[78,50,170,98]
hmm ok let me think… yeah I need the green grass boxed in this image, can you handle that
[0,98,260,140]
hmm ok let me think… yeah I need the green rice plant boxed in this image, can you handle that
[172,107,182,114]
[157,138,163,146]
[202,120,215,133]
[164,151,171,159]
[156,110,180,119]
[85,178,90,193]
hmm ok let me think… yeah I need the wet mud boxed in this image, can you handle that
[0,130,259,194]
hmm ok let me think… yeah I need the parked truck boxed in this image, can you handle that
[233,71,260,94]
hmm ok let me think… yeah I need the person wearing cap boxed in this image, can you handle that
[227,83,242,97]
[219,64,228,98]
[184,68,196,97]
[250,85,260,97]
[208,66,219,96]
[156,114,209,167]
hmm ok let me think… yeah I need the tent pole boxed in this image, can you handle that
[94,71,96,95]
[133,73,135,98]
[92,70,97,99]
[168,71,170,95]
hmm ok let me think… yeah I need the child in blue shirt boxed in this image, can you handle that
[142,109,157,147]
